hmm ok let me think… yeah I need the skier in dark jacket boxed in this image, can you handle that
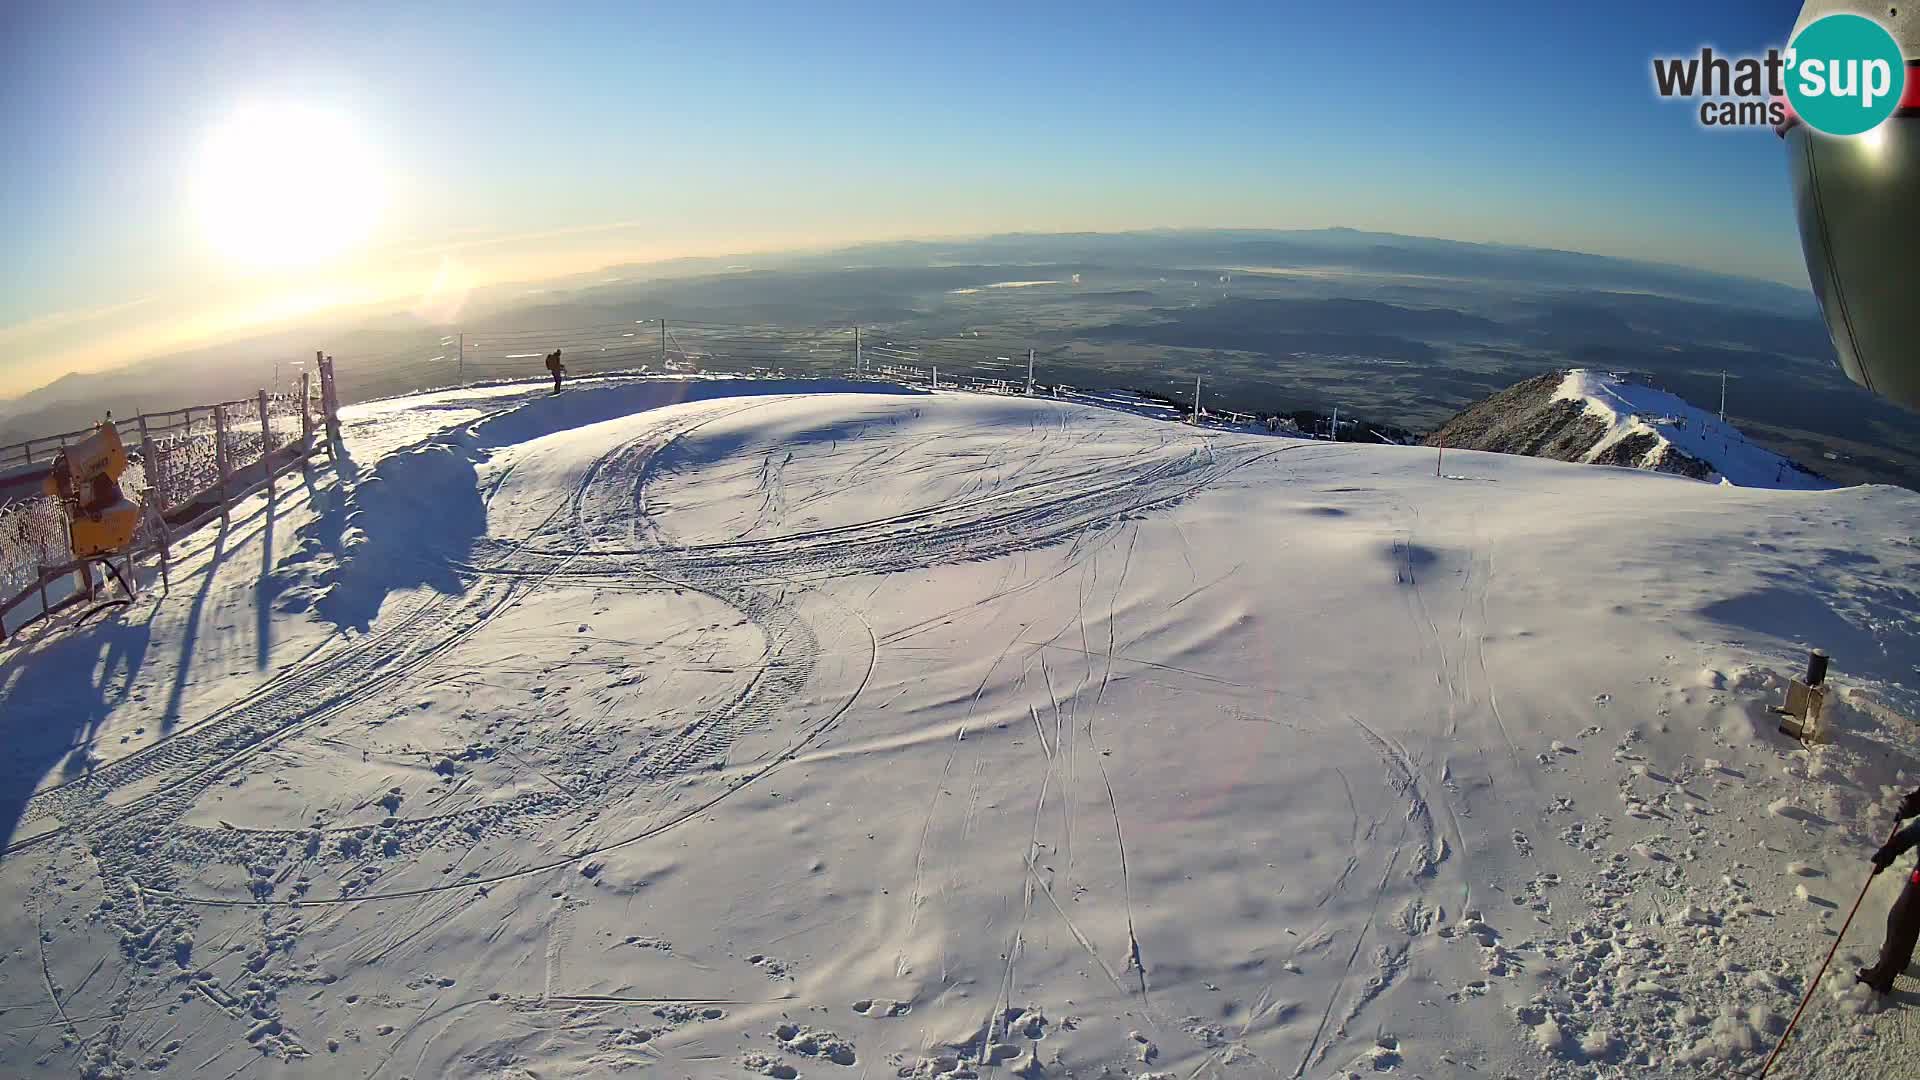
[1859,787,1920,993]
[545,349,566,394]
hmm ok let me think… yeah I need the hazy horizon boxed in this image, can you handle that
[0,223,1821,405]
[2,0,1813,400]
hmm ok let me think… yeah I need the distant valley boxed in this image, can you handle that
[5,229,1916,490]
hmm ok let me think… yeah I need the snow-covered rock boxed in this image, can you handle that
[1424,369,1833,489]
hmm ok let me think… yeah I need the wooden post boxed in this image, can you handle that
[301,372,314,446]
[317,353,341,442]
[326,354,339,436]
[1026,349,1035,396]
[854,326,862,375]
[38,565,51,619]
[150,505,170,590]
[457,332,466,386]
[258,389,276,497]
[315,350,328,430]
[213,405,231,524]
[660,319,668,366]
[135,414,160,511]
[134,413,172,579]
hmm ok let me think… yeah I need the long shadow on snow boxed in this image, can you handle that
[0,439,357,850]
[155,481,299,732]
[288,378,921,631]
[0,600,154,854]
[1700,584,1919,695]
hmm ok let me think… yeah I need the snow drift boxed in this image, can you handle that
[0,375,1916,1080]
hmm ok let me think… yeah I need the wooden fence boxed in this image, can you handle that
[0,359,340,640]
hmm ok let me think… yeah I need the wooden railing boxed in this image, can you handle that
[0,360,341,641]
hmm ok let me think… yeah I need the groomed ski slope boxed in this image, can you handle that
[0,376,1917,1080]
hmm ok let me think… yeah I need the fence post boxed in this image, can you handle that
[854,326,862,376]
[326,355,340,436]
[135,415,159,510]
[932,365,938,390]
[134,413,173,578]
[301,372,313,446]
[317,353,341,442]
[258,389,276,498]
[314,349,326,440]
[213,405,230,524]
[1026,349,1035,396]
[148,503,170,590]
[660,319,668,367]
[457,332,466,387]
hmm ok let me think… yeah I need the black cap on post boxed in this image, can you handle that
[1806,648,1830,688]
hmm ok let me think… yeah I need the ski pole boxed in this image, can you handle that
[1753,819,1904,1079]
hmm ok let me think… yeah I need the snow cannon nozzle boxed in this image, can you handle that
[1806,648,1830,688]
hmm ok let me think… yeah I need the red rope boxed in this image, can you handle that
[1754,820,1903,1079]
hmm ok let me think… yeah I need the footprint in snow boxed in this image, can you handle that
[1129,1030,1159,1063]
[747,953,794,978]
[1447,979,1492,1002]
[772,1023,856,1067]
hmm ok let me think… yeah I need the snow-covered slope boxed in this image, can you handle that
[0,376,1917,1080]
[1426,369,1833,490]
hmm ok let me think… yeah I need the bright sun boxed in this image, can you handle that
[194,105,383,270]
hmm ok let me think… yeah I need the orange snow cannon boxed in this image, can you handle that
[41,420,141,559]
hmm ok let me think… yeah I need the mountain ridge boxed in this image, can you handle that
[1424,369,1833,490]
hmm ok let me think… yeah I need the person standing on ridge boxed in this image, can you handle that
[1859,786,1920,993]
[545,348,566,394]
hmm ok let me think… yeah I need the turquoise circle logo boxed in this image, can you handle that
[1787,14,1906,136]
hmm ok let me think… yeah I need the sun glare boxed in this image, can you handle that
[194,105,383,270]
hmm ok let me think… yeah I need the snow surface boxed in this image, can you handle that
[1552,370,1834,490]
[1,374,1918,1079]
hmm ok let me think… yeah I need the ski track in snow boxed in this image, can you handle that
[1,376,1918,1079]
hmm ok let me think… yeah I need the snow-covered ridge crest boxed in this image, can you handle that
[1551,369,1832,490]
[1427,368,1834,490]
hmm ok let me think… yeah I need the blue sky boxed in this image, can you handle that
[0,0,1813,395]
